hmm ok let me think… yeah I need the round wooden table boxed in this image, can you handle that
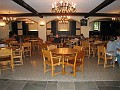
[51,48,78,75]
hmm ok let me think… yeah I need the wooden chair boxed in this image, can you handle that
[40,43,48,50]
[47,44,57,50]
[73,45,83,51]
[81,41,90,57]
[81,41,97,57]
[12,46,23,66]
[0,48,14,73]
[42,49,62,76]
[97,46,114,68]
[65,50,85,77]
[22,42,31,57]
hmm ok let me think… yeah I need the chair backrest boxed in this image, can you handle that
[81,41,90,57]
[9,40,18,44]
[0,47,12,57]
[0,47,14,71]
[40,43,48,50]
[97,46,106,58]
[98,46,106,52]
[42,49,53,64]
[77,50,85,63]
[81,41,90,49]
[47,44,57,50]
[23,42,31,48]
[67,50,84,66]
[73,46,83,51]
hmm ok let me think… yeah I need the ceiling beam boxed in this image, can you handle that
[12,0,42,18]
[84,0,116,18]
[0,13,119,17]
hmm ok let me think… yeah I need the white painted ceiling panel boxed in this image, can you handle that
[98,0,120,13]
[24,0,105,13]
[0,0,30,14]
[0,0,119,14]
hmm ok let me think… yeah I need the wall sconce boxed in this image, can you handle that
[40,21,45,26]
[0,21,6,27]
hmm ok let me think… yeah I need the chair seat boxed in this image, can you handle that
[67,60,82,66]
[100,55,112,60]
[45,59,61,65]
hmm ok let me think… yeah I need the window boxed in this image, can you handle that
[58,21,69,31]
[93,21,100,31]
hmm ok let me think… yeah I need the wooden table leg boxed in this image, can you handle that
[62,55,65,75]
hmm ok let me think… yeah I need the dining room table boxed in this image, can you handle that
[50,48,78,75]
[29,39,39,51]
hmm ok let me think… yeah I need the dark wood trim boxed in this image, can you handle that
[85,0,116,18]
[0,13,119,17]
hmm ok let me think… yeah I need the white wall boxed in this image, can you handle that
[0,16,109,41]
[0,20,10,39]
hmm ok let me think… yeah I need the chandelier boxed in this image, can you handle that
[112,12,120,21]
[2,12,16,23]
[52,0,76,23]
[112,17,120,21]
[52,0,76,13]
[57,16,70,24]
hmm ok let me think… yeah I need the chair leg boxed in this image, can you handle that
[104,60,107,68]
[44,62,46,74]
[52,66,54,76]
[30,51,31,57]
[73,66,76,77]
[11,62,14,71]
[98,58,100,64]
[81,64,84,75]
[20,54,23,65]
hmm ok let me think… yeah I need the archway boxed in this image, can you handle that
[11,18,38,37]
[46,18,81,37]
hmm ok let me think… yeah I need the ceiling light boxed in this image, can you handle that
[0,21,6,27]
[112,12,120,21]
[57,16,70,24]
[52,0,76,13]
[52,0,76,24]
[2,12,16,23]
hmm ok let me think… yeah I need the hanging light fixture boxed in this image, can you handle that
[112,12,120,22]
[52,0,76,13]
[57,16,70,24]
[112,17,120,21]
[2,12,16,23]
[0,21,6,27]
[52,0,76,23]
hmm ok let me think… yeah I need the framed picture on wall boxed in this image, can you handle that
[58,21,69,31]
[18,30,23,35]
[17,22,22,29]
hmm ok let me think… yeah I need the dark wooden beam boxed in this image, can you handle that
[0,13,119,18]
[12,0,42,18]
[84,0,116,18]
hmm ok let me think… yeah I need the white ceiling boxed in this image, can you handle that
[0,0,120,14]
